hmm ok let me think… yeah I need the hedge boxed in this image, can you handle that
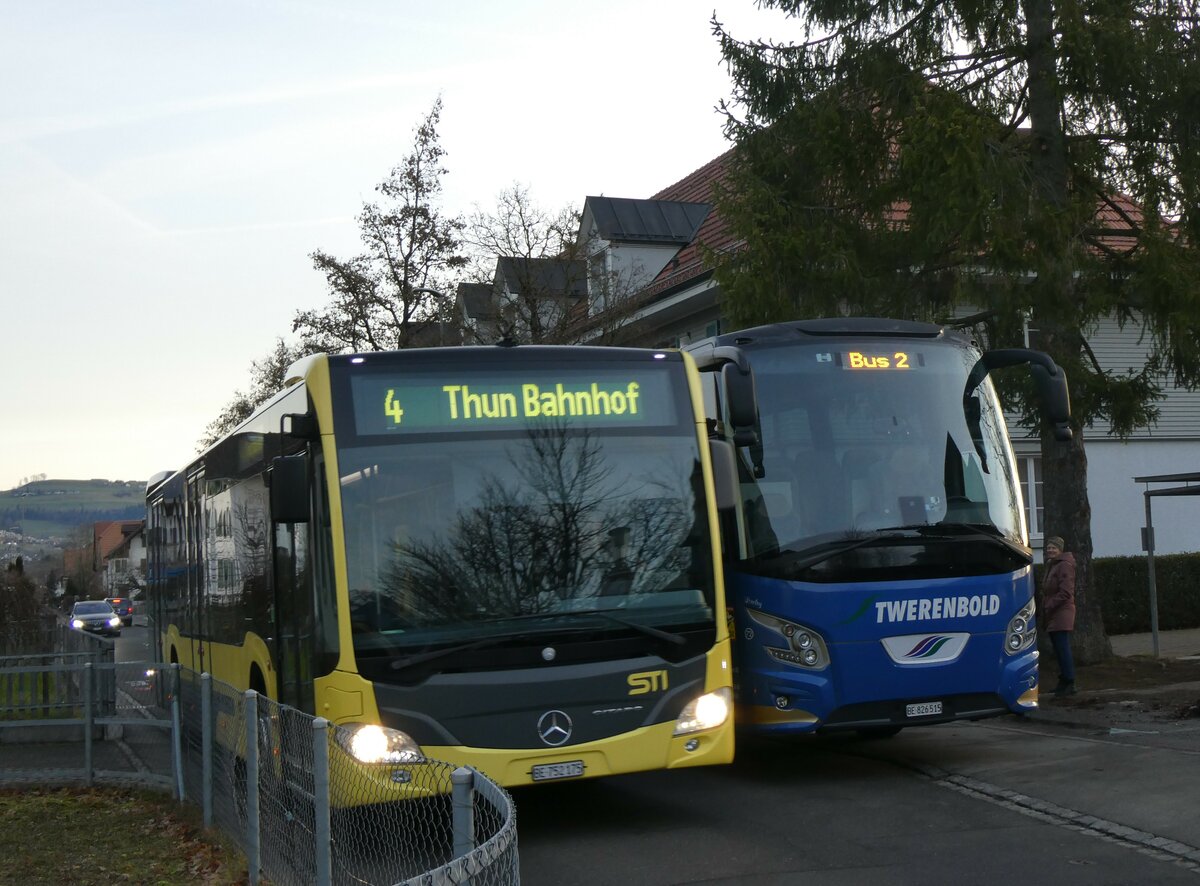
[1037,552,1200,635]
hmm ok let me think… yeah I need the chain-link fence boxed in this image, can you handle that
[0,654,175,789]
[1,659,519,885]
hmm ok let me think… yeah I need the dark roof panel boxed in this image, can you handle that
[457,282,497,320]
[585,196,711,245]
[496,258,587,297]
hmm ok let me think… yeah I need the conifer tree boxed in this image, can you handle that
[713,0,1200,661]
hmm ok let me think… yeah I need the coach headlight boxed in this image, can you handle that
[674,687,731,735]
[334,723,424,764]
[1005,599,1037,655]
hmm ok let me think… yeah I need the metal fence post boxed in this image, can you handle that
[83,662,94,787]
[245,689,261,886]
[313,718,332,886]
[201,672,213,827]
[171,663,184,801]
[1143,491,1162,658]
[452,766,476,859]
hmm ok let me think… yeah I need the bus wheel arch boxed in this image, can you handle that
[249,664,268,697]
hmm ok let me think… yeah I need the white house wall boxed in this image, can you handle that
[1085,438,1200,557]
[1085,314,1200,439]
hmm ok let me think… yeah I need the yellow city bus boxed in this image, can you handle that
[145,345,737,789]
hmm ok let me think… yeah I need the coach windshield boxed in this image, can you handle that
[733,338,1027,577]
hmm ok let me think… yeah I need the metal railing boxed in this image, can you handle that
[0,659,519,885]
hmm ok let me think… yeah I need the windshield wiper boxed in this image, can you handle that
[388,610,687,673]
[483,610,687,646]
[389,634,524,672]
[919,522,1032,559]
[769,531,903,571]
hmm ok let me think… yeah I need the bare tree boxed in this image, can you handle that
[461,185,653,345]
[295,98,467,352]
[200,338,317,449]
[461,185,586,344]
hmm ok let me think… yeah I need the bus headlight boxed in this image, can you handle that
[1005,599,1037,655]
[674,687,731,735]
[334,723,424,764]
[748,608,830,669]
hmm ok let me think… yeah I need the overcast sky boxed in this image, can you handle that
[0,0,799,492]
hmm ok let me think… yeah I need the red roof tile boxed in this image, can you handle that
[637,146,1152,297]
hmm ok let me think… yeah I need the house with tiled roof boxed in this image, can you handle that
[93,519,146,594]
[568,150,1199,559]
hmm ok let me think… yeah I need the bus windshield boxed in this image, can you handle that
[738,339,1025,564]
[333,358,716,662]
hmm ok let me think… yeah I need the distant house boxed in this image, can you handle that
[458,257,588,344]
[93,519,146,594]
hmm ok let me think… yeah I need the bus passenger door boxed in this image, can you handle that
[269,453,316,714]
[186,471,208,674]
[272,521,314,712]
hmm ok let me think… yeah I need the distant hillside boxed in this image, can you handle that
[1,479,146,540]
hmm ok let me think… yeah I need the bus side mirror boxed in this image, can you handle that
[270,455,310,524]
[970,348,1073,442]
[721,363,758,445]
[1030,364,1072,442]
[708,439,739,510]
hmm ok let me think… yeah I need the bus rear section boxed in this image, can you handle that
[686,318,1070,736]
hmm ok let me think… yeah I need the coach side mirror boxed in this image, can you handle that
[721,363,758,446]
[270,455,310,524]
[1029,363,1072,442]
[969,348,1073,442]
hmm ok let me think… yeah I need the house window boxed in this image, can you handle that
[1015,454,1044,538]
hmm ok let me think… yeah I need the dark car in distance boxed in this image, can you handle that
[105,596,134,626]
[71,600,122,637]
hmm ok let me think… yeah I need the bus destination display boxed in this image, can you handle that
[350,368,675,435]
[836,350,924,370]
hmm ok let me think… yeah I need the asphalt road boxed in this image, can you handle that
[107,626,1200,884]
[513,720,1200,885]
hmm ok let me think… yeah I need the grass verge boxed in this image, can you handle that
[0,786,251,885]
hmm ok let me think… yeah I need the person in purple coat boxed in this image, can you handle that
[1042,535,1077,696]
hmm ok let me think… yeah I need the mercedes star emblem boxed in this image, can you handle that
[537,709,572,746]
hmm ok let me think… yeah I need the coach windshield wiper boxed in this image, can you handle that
[925,522,1033,560]
[771,531,903,572]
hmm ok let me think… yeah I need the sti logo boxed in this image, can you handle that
[628,670,668,696]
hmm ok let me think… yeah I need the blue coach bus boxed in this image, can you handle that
[687,318,1071,736]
